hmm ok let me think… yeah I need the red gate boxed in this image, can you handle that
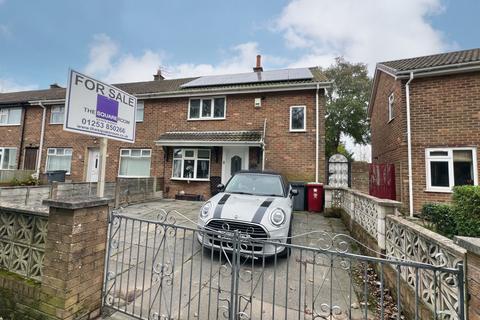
[369,163,396,200]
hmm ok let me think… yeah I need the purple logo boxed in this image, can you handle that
[96,95,118,122]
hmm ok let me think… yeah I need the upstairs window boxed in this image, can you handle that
[290,106,306,132]
[46,148,72,174]
[388,93,395,122]
[188,97,226,120]
[50,105,65,124]
[0,147,17,169]
[136,101,144,122]
[0,107,22,125]
[426,148,477,192]
[172,148,210,180]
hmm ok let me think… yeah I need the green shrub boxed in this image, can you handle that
[421,186,480,238]
[421,203,457,238]
[452,185,480,237]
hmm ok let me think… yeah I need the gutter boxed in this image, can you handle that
[315,83,320,183]
[405,72,414,217]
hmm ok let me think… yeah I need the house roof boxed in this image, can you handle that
[0,67,329,105]
[377,48,480,75]
[156,131,263,146]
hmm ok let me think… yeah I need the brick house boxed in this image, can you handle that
[369,48,480,215]
[0,58,329,199]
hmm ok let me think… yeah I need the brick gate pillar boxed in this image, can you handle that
[455,236,480,319]
[39,197,110,319]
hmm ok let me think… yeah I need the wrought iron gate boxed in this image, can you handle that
[328,154,350,188]
[103,210,465,320]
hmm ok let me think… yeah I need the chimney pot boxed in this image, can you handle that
[50,83,61,89]
[153,69,164,81]
[253,55,263,72]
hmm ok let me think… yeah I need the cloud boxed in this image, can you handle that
[0,78,37,93]
[276,0,450,71]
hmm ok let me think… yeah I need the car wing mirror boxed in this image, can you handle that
[290,189,299,197]
[217,183,225,191]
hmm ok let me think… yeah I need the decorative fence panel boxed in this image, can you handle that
[0,207,47,280]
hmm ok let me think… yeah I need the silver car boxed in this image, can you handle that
[197,171,298,257]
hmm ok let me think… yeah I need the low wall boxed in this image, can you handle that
[0,170,35,183]
[325,186,467,319]
[350,161,369,193]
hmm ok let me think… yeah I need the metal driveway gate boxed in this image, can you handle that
[328,154,350,188]
[103,211,465,320]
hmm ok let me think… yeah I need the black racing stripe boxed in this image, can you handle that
[251,198,275,224]
[213,194,231,219]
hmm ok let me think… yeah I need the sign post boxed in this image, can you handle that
[64,69,136,197]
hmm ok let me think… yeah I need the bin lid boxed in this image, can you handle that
[306,182,323,187]
[290,181,306,186]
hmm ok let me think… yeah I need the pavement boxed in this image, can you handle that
[102,199,364,320]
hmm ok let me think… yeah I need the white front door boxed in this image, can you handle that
[87,148,100,182]
[222,146,249,184]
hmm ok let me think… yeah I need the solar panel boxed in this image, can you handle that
[181,68,313,88]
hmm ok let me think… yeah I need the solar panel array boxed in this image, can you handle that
[181,68,313,88]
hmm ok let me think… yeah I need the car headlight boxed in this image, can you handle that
[269,208,286,227]
[200,201,212,219]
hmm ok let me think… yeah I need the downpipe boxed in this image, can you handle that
[406,72,414,217]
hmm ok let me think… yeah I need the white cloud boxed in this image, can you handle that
[0,78,37,93]
[276,0,450,71]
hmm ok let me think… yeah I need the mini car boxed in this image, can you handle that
[197,170,298,257]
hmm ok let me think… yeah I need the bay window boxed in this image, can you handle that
[172,148,210,180]
[119,149,151,177]
[0,107,22,125]
[188,97,226,120]
[0,148,17,169]
[426,148,477,192]
[46,148,72,174]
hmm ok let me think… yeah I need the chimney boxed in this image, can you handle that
[153,69,164,81]
[253,55,263,72]
[50,83,61,89]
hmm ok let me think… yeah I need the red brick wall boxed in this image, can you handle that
[371,70,480,213]
[1,89,326,198]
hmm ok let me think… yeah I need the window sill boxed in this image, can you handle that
[424,188,453,194]
[118,175,151,178]
[187,118,226,121]
[49,122,63,125]
[0,124,21,127]
[171,177,210,182]
[289,129,306,133]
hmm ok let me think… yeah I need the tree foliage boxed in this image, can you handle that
[324,57,372,157]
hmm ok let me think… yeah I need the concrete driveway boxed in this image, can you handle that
[103,199,363,320]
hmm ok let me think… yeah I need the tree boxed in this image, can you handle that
[324,57,372,158]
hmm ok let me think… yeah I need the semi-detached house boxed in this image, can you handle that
[0,58,329,199]
[369,48,480,215]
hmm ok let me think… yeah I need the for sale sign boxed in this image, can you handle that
[64,69,136,143]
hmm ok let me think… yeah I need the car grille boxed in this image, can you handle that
[205,219,268,252]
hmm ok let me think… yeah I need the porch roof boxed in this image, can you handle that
[155,130,263,147]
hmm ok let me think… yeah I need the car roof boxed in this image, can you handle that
[235,170,282,176]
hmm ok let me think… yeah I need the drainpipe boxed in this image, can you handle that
[315,83,320,183]
[36,102,47,178]
[261,118,267,171]
[406,72,414,217]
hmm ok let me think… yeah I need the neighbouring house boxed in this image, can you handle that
[369,48,480,215]
[0,56,329,199]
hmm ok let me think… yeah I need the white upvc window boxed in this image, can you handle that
[188,97,226,120]
[0,147,17,169]
[290,105,306,132]
[50,105,65,124]
[136,101,144,122]
[172,148,211,181]
[425,147,478,192]
[0,107,22,125]
[388,93,395,122]
[118,149,151,177]
[46,148,72,174]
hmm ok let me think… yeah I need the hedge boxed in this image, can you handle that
[421,185,480,238]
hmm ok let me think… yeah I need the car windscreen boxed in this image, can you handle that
[225,173,285,197]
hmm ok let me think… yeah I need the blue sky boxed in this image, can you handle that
[0,0,479,92]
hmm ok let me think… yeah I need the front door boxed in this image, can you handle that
[24,147,38,170]
[87,148,100,182]
[222,146,249,183]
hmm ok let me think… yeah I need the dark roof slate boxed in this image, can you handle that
[0,67,328,105]
[379,48,480,73]
[157,131,262,143]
